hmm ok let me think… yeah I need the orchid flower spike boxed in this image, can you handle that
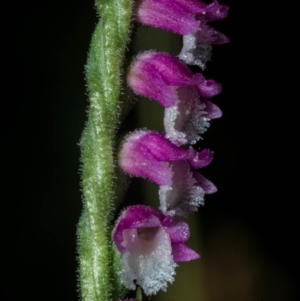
[113,205,199,295]
[135,0,229,69]
[118,130,217,217]
[127,52,222,145]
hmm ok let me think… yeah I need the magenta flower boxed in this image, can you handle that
[118,130,216,217]
[113,205,199,295]
[178,16,229,69]
[135,0,203,35]
[136,0,228,34]
[127,52,222,145]
[135,0,229,69]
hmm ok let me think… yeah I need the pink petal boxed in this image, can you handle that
[193,20,230,45]
[196,79,222,98]
[204,0,229,21]
[165,220,190,243]
[127,58,178,107]
[193,172,217,194]
[203,99,223,119]
[136,0,200,35]
[172,243,200,262]
[127,52,203,108]
[145,53,199,86]
[173,0,207,13]
[118,130,194,185]
[188,148,214,169]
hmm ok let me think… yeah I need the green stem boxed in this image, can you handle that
[136,287,142,301]
[77,1,133,301]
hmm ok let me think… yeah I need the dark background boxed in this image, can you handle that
[1,1,297,301]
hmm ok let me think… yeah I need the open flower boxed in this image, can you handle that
[127,52,222,145]
[135,0,229,69]
[118,130,216,217]
[113,205,199,295]
[135,0,228,34]
[178,14,229,69]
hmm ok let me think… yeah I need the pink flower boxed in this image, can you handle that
[118,130,216,217]
[113,205,199,295]
[135,0,229,69]
[178,15,229,69]
[127,52,222,145]
[135,0,219,34]
[135,0,201,34]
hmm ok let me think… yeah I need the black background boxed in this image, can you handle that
[1,1,297,301]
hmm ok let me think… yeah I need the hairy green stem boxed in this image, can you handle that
[77,1,133,301]
[136,287,142,301]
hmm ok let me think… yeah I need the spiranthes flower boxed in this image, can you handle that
[118,130,216,217]
[178,15,229,69]
[127,52,222,145]
[135,0,229,69]
[113,205,199,295]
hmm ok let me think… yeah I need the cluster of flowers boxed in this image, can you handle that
[113,0,228,297]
